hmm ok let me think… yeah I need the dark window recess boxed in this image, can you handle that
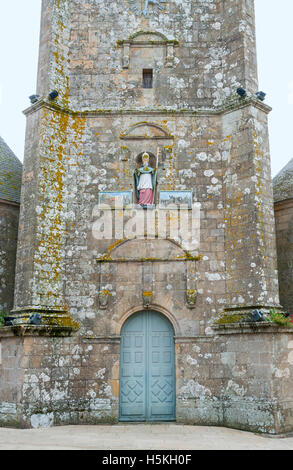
[143,69,153,89]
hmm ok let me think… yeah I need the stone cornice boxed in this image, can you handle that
[224,304,282,312]
[23,96,272,118]
[96,256,201,263]
[0,325,76,338]
[213,322,293,335]
[82,335,121,344]
[116,31,179,47]
[174,336,213,343]
[81,334,215,344]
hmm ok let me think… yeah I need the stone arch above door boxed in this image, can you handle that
[118,304,180,337]
[97,238,199,324]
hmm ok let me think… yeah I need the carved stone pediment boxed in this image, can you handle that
[120,122,173,141]
[118,31,178,46]
[117,31,179,69]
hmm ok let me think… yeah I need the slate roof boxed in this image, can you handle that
[273,158,293,203]
[0,136,22,204]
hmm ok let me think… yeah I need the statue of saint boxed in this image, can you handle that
[134,150,159,207]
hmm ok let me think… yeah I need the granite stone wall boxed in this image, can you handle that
[36,0,258,111]
[15,104,279,326]
[1,324,293,433]
[1,0,290,433]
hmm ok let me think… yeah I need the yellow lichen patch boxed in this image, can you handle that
[51,1,71,107]
[45,313,80,331]
[33,106,86,308]
[111,380,120,398]
[186,289,196,295]
[184,252,202,261]
[252,128,265,248]
[100,290,111,297]
[97,239,127,261]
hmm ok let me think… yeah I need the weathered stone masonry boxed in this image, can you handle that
[1,0,293,433]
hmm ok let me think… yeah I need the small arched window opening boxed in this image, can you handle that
[143,69,153,88]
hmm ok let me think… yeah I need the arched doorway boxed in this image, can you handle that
[119,310,176,422]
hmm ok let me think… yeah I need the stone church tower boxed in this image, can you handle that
[1,0,293,433]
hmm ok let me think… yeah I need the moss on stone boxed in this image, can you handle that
[45,314,80,330]
[214,314,244,325]
[0,311,6,327]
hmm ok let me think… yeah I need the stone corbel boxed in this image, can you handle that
[120,145,131,162]
[122,42,130,69]
[166,43,175,68]
[186,289,197,309]
[142,262,153,308]
[143,291,153,308]
[98,290,111,309]
[186,260,197,309]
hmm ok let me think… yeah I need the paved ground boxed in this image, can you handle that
[1,424,293,450]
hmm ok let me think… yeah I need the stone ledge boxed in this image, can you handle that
[82,335,214,344]
[213,322,293,335]
[174,336,213,343]
[8,306,81,333]
[0,325,77,338]
[82,335,121,344]
[96,256,201,263]
[23,96,272,118]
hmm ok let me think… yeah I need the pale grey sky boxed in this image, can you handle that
[0,0,292,177]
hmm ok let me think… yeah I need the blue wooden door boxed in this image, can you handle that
[119,311,175,422]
